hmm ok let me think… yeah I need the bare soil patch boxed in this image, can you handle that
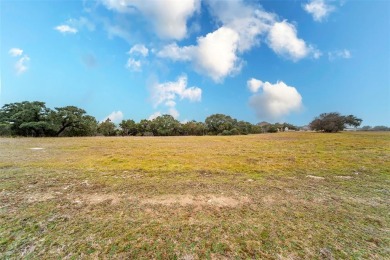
[141,194,250,208]
[306,175,325,180]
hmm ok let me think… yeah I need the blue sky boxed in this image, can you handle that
[1,0,389,126]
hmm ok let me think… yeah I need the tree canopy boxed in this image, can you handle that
[309,112,362,132]
[0,101,98,137]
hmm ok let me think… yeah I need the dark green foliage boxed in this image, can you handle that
[119,119,137,136]
[52,106,98,136]
[256,122,298,133]
[0,101,55,136]
[150,115,182,136]
[61,115,98,136]
[0,101,98,137]
[98,119,117,136]
[344,115,363,128]
[267,125,278,133]
[205,114,237,135]
[182,120,206,136]
[310,112,362,132]
[137,119,153,136]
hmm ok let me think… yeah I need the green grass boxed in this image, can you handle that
[0,132,389,259]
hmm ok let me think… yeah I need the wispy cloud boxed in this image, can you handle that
[55,25,78,34]
[328,49,352,60]
[150,75,202,119]
[67,17,95,31]
[15,56,30,75]
[303,0,335,22]
[126,58,142,72]
[9,48,23,57]
[128,44,149,57]
[9,48,29,75]
[125,44,150,72]
[105,22,132,42]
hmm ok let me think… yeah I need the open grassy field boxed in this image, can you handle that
[0,132,389,259]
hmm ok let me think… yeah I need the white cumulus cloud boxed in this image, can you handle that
[303,0,335,22]
[247,78,263,93]
[128,44,149,57]
[15,56,30,75]
[100,0,200,40]
[158,0,319,81]
[193,27,241,82]
[206,0,276,52]
[267,21,319,61]
[103,111,124,123]
[55,25,78,34]
[9,48,23,57]
[249,79,303,120]
[158,27,241,82]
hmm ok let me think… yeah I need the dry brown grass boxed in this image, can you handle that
[0,132,389,259]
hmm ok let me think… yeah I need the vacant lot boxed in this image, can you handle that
[0,132,389,259]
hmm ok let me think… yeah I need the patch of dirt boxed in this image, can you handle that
[348,197,383,207]
[335,176,353,179]
[29,147,44,150]
[27,193,55,203]
[80,194,120,205]
[262,195,279,205]
[23,191,250,208]
[141,194,250,208]
[306,175,325,180]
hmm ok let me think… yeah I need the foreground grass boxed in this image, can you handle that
[0,132,389,259]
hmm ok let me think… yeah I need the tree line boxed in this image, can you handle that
[0,101,299,137]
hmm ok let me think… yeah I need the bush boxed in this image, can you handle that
[221,130,231,135]
[230,128,240,135]
[267,126,278,133]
